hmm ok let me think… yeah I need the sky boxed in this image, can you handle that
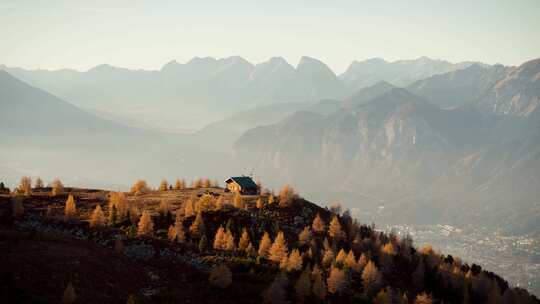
[1,0,539,74]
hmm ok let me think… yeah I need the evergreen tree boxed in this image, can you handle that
[312,213,325,233]
[137,210,154,236]
[90,204,105,228]
[189,211,206,239]
[269,231,288,262]
[328,215,345,240]
[335,248,347,265]
[258,232,272,258]
[362,260,382,296]
[213,226,226,249]
[278,184,294,207]
[64,194,77,220]
[345,250,358,271]
[327,266,348,295]
[322,248,335,269]
[225,230,236,251]
[238,228,250,252]
[298,226,312,246]
[287,249,303,272]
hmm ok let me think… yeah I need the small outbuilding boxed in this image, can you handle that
[224,176,259,195]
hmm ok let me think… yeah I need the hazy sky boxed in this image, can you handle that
[1,0,539,73]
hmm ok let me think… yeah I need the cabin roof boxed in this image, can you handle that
[225,176,258,189]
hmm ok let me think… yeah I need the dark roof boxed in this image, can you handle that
[225,176,258,189]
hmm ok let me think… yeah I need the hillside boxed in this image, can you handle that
[1,182,537,303]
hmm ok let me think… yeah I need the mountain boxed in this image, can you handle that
[1,56,348,131]
[476,58,540,116]
[340,57,483,91]
[233,82,540,236]
[0,70,134,139]
[407,64,511,108]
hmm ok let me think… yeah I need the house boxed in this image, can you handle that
[224,176,259,195]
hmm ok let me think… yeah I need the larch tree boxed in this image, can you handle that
[89,204,105,228]
[373,288,391,304]
[358,253,368,271]
[109,192,128,221]
[64,194,77,220]
[34,177,44,189]
[345,250,358,271]
[168,224,177,241]
[51,178,64,196]
[258,232,272,258]
[233,193,245,209]
[327,266,348,295]
[202,178,211,188]
[209,264,232,289]
[238,228,250,252]
[137,210,154,236]
[329,202,342,215]
[184,199,195,217]
[286,249,303,272]
[414,292,433,304]
[267,194,275,206]
[298,226,312,246]
[189,211,206,239]
[159,178,169,191]
[129,205,140,224]
[130,179,150,195]
[278,184,294,207]
[279,255,289,271]
[18,176,32,196]
[322,249,335,269]
[269,231,288,263]
[328,216,345,240]
[213,226,226,250]
[312,213,326,233]
[214,195,224,210]
[174,178,185,190]
[256,197,264,209]
[262,274,289,304]
[362,260,382,296]
[295,267,312,303]
[246,242,256,257]
[336,248,347,264]
[196,194,214,212]
[62,281,76,304]
[12,196,24,218]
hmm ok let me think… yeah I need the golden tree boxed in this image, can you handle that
[246,242,256,257]
[298,226,311,245]
[295,267,312,303]
[362,260,382,295]
[336,249,347,264]
[214,195,224,210]
[279,255,289,271]
[345,250,358,271]
[196,194,214,212]
[233,193,245,209]
[327,266,348,295]
[278,184,295,207]
[192,178,203,188]
[51,178,64,196]
[168,225,177,241]
[414,292,433,304]
[312,213,326,233]
[258,232,272,258]
[158,199,171,217]
[137,210,154,236]
[374,288,391,304]
[18,176,32,196]
[269,231,288,262]
[238,228,250,252]
[130,179,150,195]
[64,194,77,220]
[89,204,105,228]
[267,194,275,205]
[381,242,396,256]
[174,178,185,190]
[34,177,44,189]
[256,197,264,209]
[62,281,76,304]
[286,249,303,272]
[109,192,128,222]
[328,216,345,240]
[213,226,226,250]
[202,178,211,188]
[209,264,232,288]
[358,253,368,271]
[129,205,140,224]
[189,211,206,239]
[322,249,335,269]
[184,199,195,217]
[159,178,169,191]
